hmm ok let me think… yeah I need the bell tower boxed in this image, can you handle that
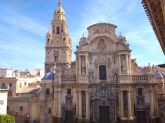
[45,0,72,73]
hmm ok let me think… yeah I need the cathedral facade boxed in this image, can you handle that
[11,0,165,123]
[38,1,165,123]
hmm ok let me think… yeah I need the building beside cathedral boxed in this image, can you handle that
[7,0,165,123]
[0,88,8,115]
[142,0,165,54]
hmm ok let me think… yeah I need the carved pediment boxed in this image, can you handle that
[89,37,116,52]
[94,56,111,65]
[87,23,118,42]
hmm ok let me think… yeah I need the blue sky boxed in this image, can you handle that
[0,0,164,69]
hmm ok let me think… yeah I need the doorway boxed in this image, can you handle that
[64,110,74,123]
[99,106,110,123]
[136,111,146,123]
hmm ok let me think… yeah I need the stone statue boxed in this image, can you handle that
[81,56,86,75]
[97,38,106,51]
[121,55,126,73]
[89,71,94,83]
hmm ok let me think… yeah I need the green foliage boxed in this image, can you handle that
[0,114,15,123]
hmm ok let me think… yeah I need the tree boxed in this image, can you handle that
[0,114,15,123]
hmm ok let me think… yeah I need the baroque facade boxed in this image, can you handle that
[39,1,165,123]
[7,0,165,123]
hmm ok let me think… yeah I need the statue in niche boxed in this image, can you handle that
[113,73,118,82]
[88,54,92,64]
[97,38,106,51]
[101,84,106,97]
[81,56,86,75]
[112,54,117,64]
[121,55,126,73]
[65,95,72,107]
[137,98,144,107]
[106,57,111,65]
[89,70,94,83]
[109,70,113,82]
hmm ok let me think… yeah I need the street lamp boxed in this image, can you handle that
[26,114,30,123]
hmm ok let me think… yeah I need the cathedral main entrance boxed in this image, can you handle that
[136,111,147,123]
[64,110,74,123]
[99,106,110,123]
[90,84,117,123]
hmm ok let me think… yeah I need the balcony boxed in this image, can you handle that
[62,74,76,83]
[119,74,156,83]
[132,75,149,83]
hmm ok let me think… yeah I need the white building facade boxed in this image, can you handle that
[0,68,14,78]
[0,89,8,115]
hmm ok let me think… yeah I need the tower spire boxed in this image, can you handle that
[58,0,62,8]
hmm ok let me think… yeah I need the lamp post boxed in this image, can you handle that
[26,114,30,123]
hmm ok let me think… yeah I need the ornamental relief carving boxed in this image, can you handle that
[97,38,106,51]
[92,25,112,35]
[94,56,111,66]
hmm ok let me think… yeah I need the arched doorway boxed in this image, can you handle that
[90,84,117,123]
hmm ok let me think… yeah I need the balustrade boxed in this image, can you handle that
[119,75,155,83]
[62,74,76,82]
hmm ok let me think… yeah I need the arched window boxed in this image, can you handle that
[99,65,106,80]
[56,26,60,34]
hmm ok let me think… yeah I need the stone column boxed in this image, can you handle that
[57,89,62,117]
[120,90,124,118]
[79,90,82,119]
[128,90,133,119]
[85,55,88,76]
[131,90,135,118]
[150,89,156,123]
[95,65,99,81]
[55,88,58,115]
[118,55,121,74]
[86,91,90,120]
[126,54,129,74]
[79,56,81,75]
[150,89,154,118]
[128,55,131,74]
[76,89,79,117]
[107,65,110,82]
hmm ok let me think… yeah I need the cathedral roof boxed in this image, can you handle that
[158,64,165,68]
[87,23,117,30]
[42,72,55,80]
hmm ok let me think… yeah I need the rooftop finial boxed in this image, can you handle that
[58,0,62,7]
